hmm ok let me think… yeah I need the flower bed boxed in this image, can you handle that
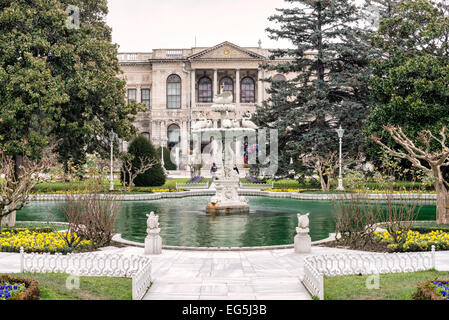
[0,275,39,300]
[374,230,449,252]
[354,189,435,194]
[0,229,92,254]
[0,282,25,300]
[186,176,203,184]
[414,280,449,300]
[265,188,321,193]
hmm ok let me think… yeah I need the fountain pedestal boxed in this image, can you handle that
[206,179,249,214]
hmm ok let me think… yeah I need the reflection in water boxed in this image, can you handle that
[16,197,436,247]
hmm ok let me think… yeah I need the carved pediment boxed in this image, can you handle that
[189,42,265,60]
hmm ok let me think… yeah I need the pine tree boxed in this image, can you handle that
[254,0,372,180]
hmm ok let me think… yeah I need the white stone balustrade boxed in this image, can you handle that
[20,248,152,300]
[302,246,436,300]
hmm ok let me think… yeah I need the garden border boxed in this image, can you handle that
[303,246,436,300]
[19,247,152,300]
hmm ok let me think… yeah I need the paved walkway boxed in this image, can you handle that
[3,246,449,300]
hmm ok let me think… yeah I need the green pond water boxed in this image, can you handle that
[16,196,436,247]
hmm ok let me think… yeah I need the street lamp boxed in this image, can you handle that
[160,136,167,170]
[109,130,117,191]
[336,125,345,191]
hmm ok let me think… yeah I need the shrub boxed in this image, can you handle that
[0,275,39,300]
[121,136,166,187]
[331,194,382,247]
[62,182,121,249]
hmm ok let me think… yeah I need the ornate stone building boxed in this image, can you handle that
[118,41,292,173]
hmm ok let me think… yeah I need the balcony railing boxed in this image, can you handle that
[194,103,256,109]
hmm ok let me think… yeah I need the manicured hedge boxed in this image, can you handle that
[0,275,39,300]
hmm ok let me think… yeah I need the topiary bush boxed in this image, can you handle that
[121,136,166,187]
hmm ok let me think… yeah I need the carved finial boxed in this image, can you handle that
[296,212,310,234]
[146,211,159,230]
[258,39,262,48]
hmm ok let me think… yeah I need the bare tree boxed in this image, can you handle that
[120,153,160,190]
[301,151,362,192]
[371,125,449,224]
[0,147,56,227]
[301,151,339,192]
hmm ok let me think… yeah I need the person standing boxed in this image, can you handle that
[210,162,217,181]
[233,163,240,176]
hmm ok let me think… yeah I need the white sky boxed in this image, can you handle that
[106,0,294,52]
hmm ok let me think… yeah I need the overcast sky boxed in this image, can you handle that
[106,0,295,52]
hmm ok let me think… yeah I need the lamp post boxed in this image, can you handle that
[336,125,345,191]
[160,136,167,172]
[109,130,117,191]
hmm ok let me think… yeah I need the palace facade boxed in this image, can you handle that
[118,41,293,173]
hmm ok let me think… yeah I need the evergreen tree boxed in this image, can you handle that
[254,0,372,179]
[362,0,449,178]
[122,136,166,187]
[364,0,449,153]
[0,0,142,173]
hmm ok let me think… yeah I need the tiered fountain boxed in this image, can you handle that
[192,88,258,214]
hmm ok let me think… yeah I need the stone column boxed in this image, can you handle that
[257,69,263,104]
[235,139,242,165]
[136,85,141,103]
[213,69,218,99]
[191,70,196,108]
[235,69,240,105]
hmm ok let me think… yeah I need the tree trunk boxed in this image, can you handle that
[14,154,24,180]
[433,167,449,224]
[7,211,16,227]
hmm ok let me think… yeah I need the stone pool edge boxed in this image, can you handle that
[28,190,437,202]
[111,233,337,251]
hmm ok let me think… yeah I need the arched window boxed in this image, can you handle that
[241,77,255,103]
[273,74,286,82]
[198,76,212,103]
[219,77,233,96]
[167,74,181,109]
[141,132,150,140]
[167,124,180,150]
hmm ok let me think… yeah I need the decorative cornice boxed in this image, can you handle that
[187,41,266,61]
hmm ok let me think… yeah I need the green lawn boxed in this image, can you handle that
[8,273,132,300]
[324,270,449,300]
[0,222,67,232]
